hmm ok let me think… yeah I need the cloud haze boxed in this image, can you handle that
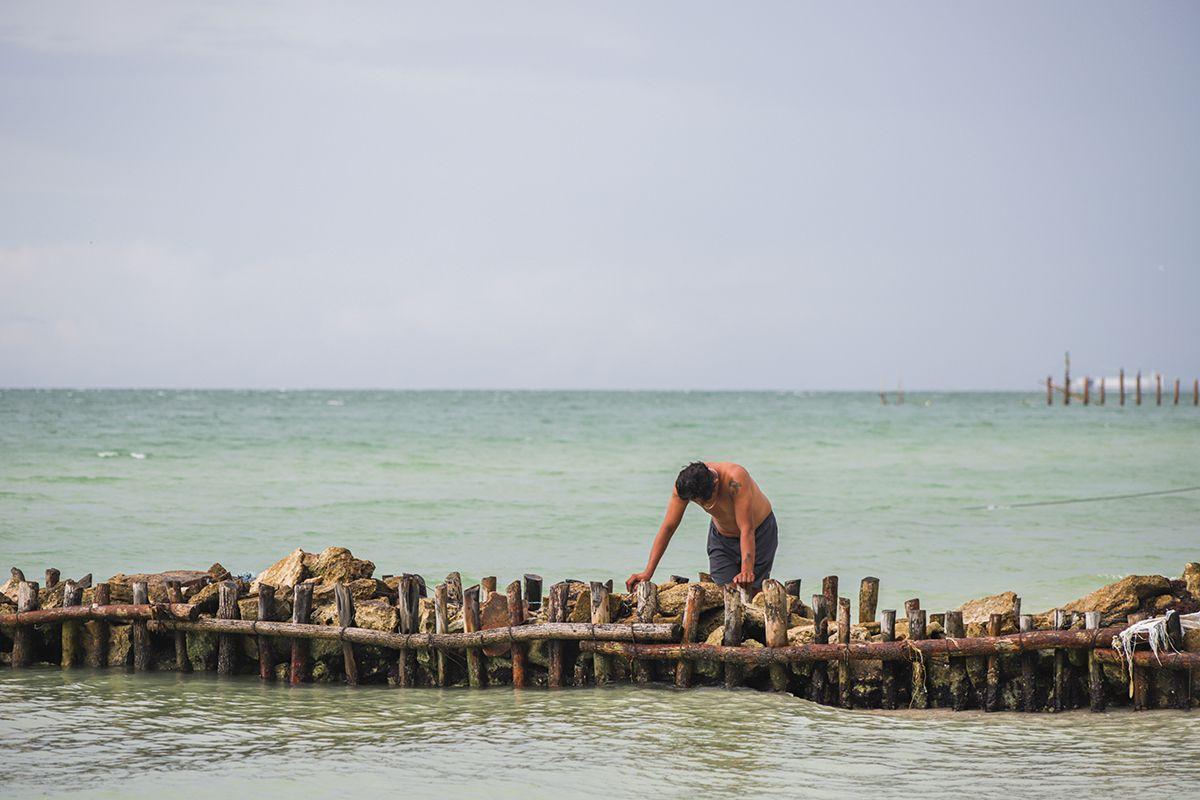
[1,2,1196,389]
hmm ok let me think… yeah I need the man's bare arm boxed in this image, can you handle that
[729,469,756,587]
[626,492,687,591]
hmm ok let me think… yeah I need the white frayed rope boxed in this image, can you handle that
[1112,610,1200,697]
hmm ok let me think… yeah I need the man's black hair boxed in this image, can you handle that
[675,461,716,502]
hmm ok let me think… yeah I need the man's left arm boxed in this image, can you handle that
[730,471,756,587]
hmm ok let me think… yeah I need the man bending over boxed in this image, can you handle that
[626,461,778,593]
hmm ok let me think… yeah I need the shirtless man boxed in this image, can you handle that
[625,461,778,593]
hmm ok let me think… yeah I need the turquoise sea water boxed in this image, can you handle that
[1,390,1198,797]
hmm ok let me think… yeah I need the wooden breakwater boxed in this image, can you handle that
[2,553,1198,713]
[1046,353,1198,407]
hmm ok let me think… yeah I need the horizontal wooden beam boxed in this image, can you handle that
[1091,648,1200,669]
[0,602,201,626]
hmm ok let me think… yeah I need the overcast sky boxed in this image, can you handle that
[1,2,1196,390]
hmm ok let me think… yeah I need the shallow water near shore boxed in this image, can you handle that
[1,390,1198,796]
[2,669,1198,799]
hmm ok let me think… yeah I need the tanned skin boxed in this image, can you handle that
[625,462,773,592]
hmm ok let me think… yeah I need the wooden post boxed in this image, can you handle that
[444,572,463,606]
[674,584,702,688]
[255,584,273,680]
[1136,371,1142,405]
[290,582,313,684]
[784,579,801,599]
[433,583,449,687]
[1083,377,1090,405]
[1052,609,1071,711]
[858,577,879,624]
[722,583,744,688]
[1165,611,1187,710]
[60,580,82,668]
[546,582,567,688]
[762,579,789,692]
[45,568,60,590]
[1120,368,1125,405]
[1156,374,1162,406]
[1064,353,1071,406]
[821,576,838,633]
[523,574,542,612]
[1046,376,1053,406]
[633,580,659,683]
[217,581,239,676]
[984,612,1002,712]
[945,610,968,711]
[1195,378,1199,407]
[12,581,39,668]
[590,580,612,685]
[809,595,828,703]
[481,576,497,597]
[904,597,920,614]
[88,582,110,668]
[132,581,150,672]
[506,580,527,688]
[397,575,419,687]
[1129,612,1149,710]
[1020,614,1036,711]
[165,580,191,672]
[837,597,851,707]
[1099,378,1105,405]
[880,609,897,709]
[463,585,484,688]
[670,575,690,584]
[334,583,358,685]
[1174,378,1181,406]
[907,608,927,709]
[1085,611,1105,712]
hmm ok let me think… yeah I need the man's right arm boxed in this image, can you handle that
[626,492,687,591]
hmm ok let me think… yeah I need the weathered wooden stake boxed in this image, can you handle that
[763,579,789,692]
[1165,610,1187,710]
[984,612,1002,712]
[433,583,449,687]
[463,585,484,688]
[290,582,314,684]
[1119,368,1125,405]
[784,579,801,599]
[670,575,690,584]
[945,610,967,711]
[904,597,921,614]
[481,576,497,597]
[1085,611,1105,712]
[633,580,659,683]
[1046,376,1053,406]
[132,581,150,672]
[444,572,463,606]
[809,595,828,703]
[546,582,567,688]
[1174,378,1181,406]
[1156,374,1162,406]
[1136,370,1142,405]
[334,583,358,685]
[60,580,82,668]
[1099,378,1105,405]
[88,582,110,668]
[880,609,897,709]
[1020,614,1036,711]
[907,608,927,709]
[217,581,239,676]
[837,597,851,707]
[507,580,527,688]
[590,580,612,684]
[397,575,419,687]
[722,583,744,688]
[1129,612,1149,710]
[523,574,542,611]
[45,568,61,590]
[255,584,273,680]
[1052,609,1068,711]
[822,576,838,633]
[1083,377,1090,405]
[674,584,702,688]
[12,581,39,668]
[858,577,879,624]
[165,580,192,672]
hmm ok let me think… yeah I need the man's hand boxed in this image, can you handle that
[731,567,755,588]
[625,570,652,593]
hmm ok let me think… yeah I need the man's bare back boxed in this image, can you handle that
[697,462,773,537]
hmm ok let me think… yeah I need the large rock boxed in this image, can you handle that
[237,593,292,622]
[1183,563,1200,598]
[656,581,723,616]
[106,570,211,602]
[567,587,624,623]
[305,547,374,584]
[1058,575,1173,624]
[251,549,308,593]
[354,599,400,632]
[957,591,1018,625]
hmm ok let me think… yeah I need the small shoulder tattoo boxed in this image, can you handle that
[729,479,742,495]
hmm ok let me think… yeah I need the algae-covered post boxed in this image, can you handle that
[167,580,192,673]
[1051,609,1067,712]
[463,585,484,688]
[945,610,967,711]
[507,580,526,688]
[546,582,567,688]
[335,582,358,685]
[60,580,82,668]
[523,574,542,612]
[12,581,38,668]
[132,581,150,672]
[985,613,1002,712]
[822,576,838,634]
[837,597,851,707]
[809,595,828,704]
[255,584,273,680]
[397,575,419,687]
[88,582,110,668]
[674,584,702,688]
[858,577,878,625]
[763,579,789,692]
[433,583,449,687]
[445,572,463,606]
[722,583,744,689]
[880,609,897,709]
[590,581,612,685]
[1129,611,1151,710]
[907,608,927,709]
[1085,611,1104,712]
[633,580,659,683]
[291,582,314,684]
[1165,611,1186,709]
[217,581,239,676]
[1019,614,1036,711]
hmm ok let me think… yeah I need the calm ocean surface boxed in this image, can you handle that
[2,390,1198,797]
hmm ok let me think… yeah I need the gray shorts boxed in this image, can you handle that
[706,511,778,589]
